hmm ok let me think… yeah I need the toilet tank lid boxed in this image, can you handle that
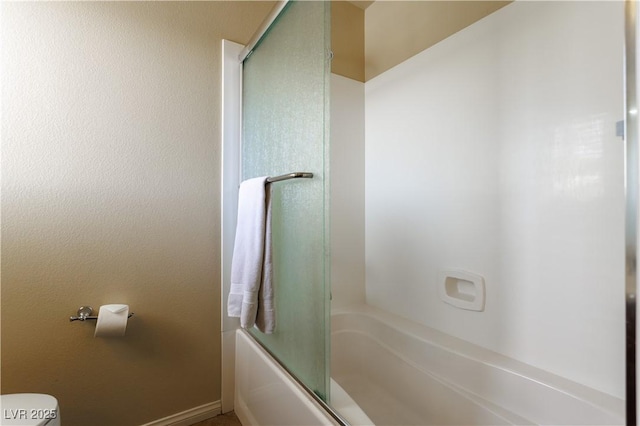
[1,393,58,426]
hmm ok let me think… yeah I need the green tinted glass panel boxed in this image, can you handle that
[242,1,331,400]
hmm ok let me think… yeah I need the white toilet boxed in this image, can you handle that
[1,394,60,426]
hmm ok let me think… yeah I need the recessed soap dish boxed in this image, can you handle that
[438,269,485,311]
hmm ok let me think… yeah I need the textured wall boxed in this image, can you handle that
[331,1,365,82]
[1,2,273,425]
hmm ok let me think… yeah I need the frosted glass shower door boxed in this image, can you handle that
[241,1,331,400]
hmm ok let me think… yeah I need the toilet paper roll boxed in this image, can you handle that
[94,304,129,337]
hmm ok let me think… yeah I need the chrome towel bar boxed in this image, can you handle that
[266,172,313,183]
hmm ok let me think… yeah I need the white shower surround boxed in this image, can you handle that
[364,0,625,399]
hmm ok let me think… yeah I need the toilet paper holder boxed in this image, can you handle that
[69,306,134,322]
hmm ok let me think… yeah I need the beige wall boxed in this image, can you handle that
[365,1,511,80]
[331,1,511,82]
[1,2,273,425]
[331,1,365,82]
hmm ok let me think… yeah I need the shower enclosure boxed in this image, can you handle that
[240,0,331,401]
[223,0,637,424]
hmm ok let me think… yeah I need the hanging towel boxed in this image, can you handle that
[255,186,275,333]
[227,176,275,333]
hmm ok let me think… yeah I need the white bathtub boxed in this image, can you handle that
[235,306,624,425]
[331,305,624,426]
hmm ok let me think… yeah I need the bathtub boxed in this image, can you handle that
[235,306,624,425]
[331,305,624,426]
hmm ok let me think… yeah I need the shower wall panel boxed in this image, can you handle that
[364,1,625,398]
[330,74,366,309]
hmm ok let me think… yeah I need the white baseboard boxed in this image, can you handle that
[140,401,221,426]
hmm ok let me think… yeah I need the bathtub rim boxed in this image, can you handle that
[331,328,533,425]
[331,303,624,421]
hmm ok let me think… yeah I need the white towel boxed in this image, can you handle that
[256,186,274,333]
[227,176,275,333]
